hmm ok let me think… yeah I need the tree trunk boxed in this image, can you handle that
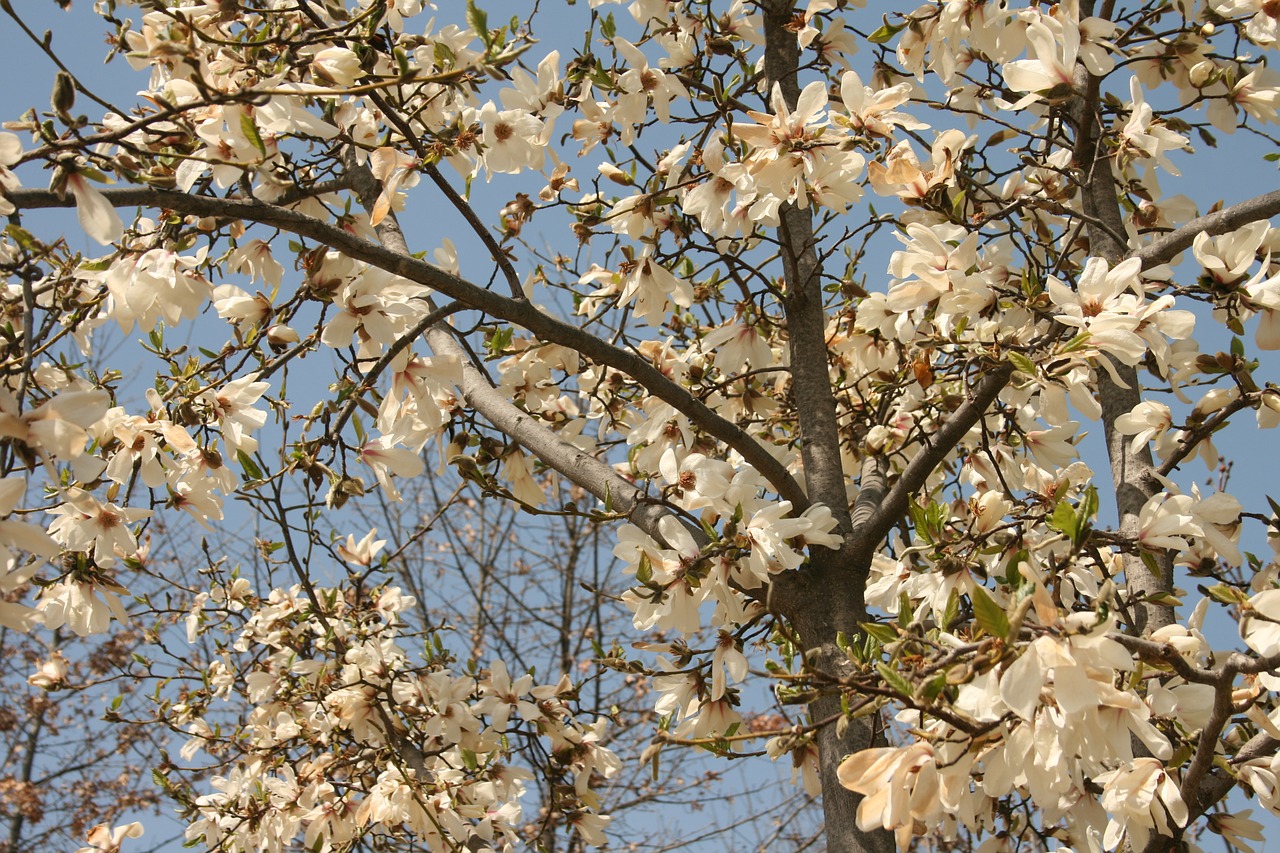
[788,558,896,853]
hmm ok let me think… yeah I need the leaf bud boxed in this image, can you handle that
[1262,388,1280,414]
[1189,60,1217,89]
[266,324,300,352]
[597,163,633,186]
[51,71,75,119]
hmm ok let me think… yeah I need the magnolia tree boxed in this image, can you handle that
[5,0,1280,851]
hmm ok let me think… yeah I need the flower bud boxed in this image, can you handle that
[1189,60,1216,89]
[266,323,300,351]
[598,163,634,186]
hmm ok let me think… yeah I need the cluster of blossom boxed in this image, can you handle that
[175,573,618,852]
[5,0,1280,851]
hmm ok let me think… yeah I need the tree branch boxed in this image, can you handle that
[853,363,1015,560]
[7,186,808,509]
[342,161,703,551]
[1135,189,1280,270]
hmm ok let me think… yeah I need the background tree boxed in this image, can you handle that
[2,1,1280,853]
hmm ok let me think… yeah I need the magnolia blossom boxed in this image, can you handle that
[837,741,950,848]
[1096,758,1187,851]
[0,132,23,217]
[310,46,362,87]
[39,578,132,637]
[612,38,687,131]
[336,529,387,567]
[1001,8,1115,108]
[359,438,426,501]
[1242,588,1280,656]
[1114,401,1175,458]
[1118,76,1189,175]
[615,255,694,327]
[837,70,927,138]
[75,821,143,853]
[46,489,151,568]
[200,373,270,454]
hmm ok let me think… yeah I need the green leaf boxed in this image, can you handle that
[1059,331,1093,353]
[239,112,267,157]
[600,12,616,39]
[635,552,652,584]
[1047,498,1083,545]
[466,0,491,48]
[971,585,1011,640]
[867,21,906,44]
[908,501,933,545]
[776,685,820,705]
[1007,351,1038,378]
[1079,485,1098,527]
[237,450,263,481]
[1266,495,1280,527]
[5,225,41,253]
[860,622,898,645]
[876,662,914,697]
[942,588,960,631]
[1203,583,1246,606]
[921,672,948,702]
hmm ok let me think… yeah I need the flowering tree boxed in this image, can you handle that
[5,0,1280,851]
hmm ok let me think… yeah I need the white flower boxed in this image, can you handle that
[39,578,131,637]
[1137,492,1197,553]
[837,742,945,846]
[46,488,151,568]
[1047,257,1149,366]
[615,254,694,327]
[200,373,270,454]
[1096,758,1187,851]
[1208,810,1266,853]
[311,46,363,87]
[837,70,927,138]
[27,651,68,689]
[75,821,143,853]
[359,438,425,501]
[336,529,387,567]
[1114,401,1174,457]
[477,101,548,176]
[1241,588,1280,656]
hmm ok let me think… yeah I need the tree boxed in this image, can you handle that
[3,0,1280,851]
